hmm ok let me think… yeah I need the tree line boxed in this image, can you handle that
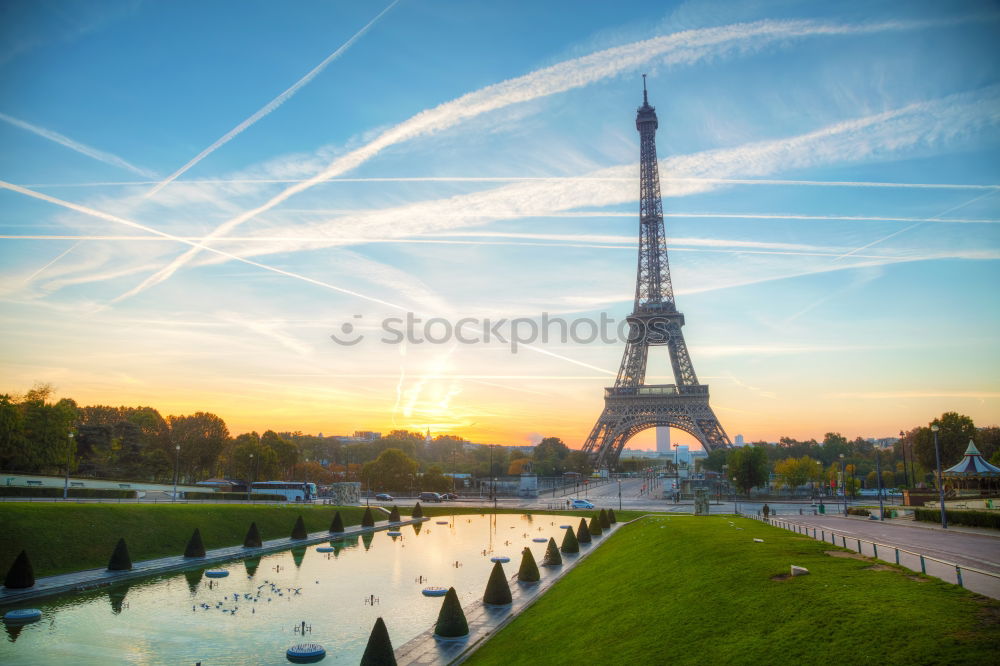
[707,412,999,495]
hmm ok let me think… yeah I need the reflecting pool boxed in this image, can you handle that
[1,513,589,664]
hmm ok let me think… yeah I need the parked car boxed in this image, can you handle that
[570,499,594,509]
[418,492,443,502]
[440,493,458,500]
[374,493,393,501]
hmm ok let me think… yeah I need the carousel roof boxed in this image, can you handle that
[943,440,1000,477]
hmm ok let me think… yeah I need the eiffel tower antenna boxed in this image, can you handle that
[582,79,730,469]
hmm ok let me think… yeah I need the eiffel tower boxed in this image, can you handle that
[582,77,730,469]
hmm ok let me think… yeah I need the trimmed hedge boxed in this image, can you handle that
[330,511,345,533]
[588,515,603,536]
[291,515,307,540]
[542,537,562,566]
[560,525,579,554]
[107,538,132,571]
[915,508,1000,529]
[184,528,205,558]
[0,486,135,499]
[4,550,34,589]
[362,507,375,528]
[412,502,423,519]
[435,587,469,638]
[599,508,610,529]
[181,492,279,501]
[576,518,592,544]
[518,547,540,582]
[483,561,512,605]
[847,508,871,517]
[388,506,401,523]
[608,508,617,524]
[243,522,262,548]
[361,616,396,666]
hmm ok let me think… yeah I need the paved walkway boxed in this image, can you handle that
[0,516,422,606]
[394,520,625,665]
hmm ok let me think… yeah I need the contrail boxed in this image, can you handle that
[22,176,1000,189]
[143,0,401,198]
[22,241,81,284]
[0,112,157,178]
[834,189,1000,260]
[0,180,617,376]
[118,15,968,301]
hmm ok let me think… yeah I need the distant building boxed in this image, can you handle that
[655,426,671,454]
[353,431,381,441]
[734,434,745,446]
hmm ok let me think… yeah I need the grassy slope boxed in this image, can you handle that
[0,503,370,577]
[469,515,1000,665]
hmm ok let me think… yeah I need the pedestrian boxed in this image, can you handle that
[763,503,770,518]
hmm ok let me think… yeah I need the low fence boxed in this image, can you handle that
[742,512,1000,600]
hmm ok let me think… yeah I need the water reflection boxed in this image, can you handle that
[0,513,586,665]
[184,569,203,595]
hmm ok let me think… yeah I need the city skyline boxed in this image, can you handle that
[1,1,998,450]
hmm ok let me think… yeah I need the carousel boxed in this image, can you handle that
[942,440,1000,497]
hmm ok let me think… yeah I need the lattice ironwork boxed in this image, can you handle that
[583,78,730,468]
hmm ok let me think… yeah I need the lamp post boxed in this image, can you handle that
[874,447,885,520]
[732,477,738,514]
[173,444,180,501]
[248,452,254,502]
[618,476,622,511]
[932,424,947,529]
[839,454,847,516]
[64,432,74,500]
[899,430,910,488]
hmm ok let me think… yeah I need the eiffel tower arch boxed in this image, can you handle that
[582,78,730,470]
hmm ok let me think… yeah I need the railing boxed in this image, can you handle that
[741,512,1000,600]
[605,384,708,398]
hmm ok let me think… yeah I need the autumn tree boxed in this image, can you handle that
[727,445,769,495]
[363,448,418,492]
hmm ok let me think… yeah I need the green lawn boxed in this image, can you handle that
[0,503,370,577]
[468,515,1000,665]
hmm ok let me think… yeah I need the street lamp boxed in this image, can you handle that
[173,444,180,502]
[899,430,910,488]
[248,452,254,502]
[64,432,74,500]
[874,447,885,520]
[932,424,947,529]
[839,454,847,516]
[732,477,738,514]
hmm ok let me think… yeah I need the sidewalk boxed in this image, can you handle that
[0,517,424,606]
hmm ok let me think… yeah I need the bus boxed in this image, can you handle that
[250,481,317,502]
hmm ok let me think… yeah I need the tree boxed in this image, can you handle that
[532,437,569,475]
[363,448,418,492]
[168,412,229,480]
[773,456,821,493]
[420,465,451,492]
[701,447,728,473]
[435,587,469,638]
[184,528,206,558]
[517,547,540,582]
[508,457,532,475]
[913,413,977,470]
[728,445,769,495]
[290,461,335,484]
[483,561,512,605]
[0,394,27,471]
[361,616,396,666]
[263,430,298,477]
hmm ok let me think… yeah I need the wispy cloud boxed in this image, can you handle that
[116,15,963,300]
[0,112,157,178]
[144,0,400,198]
[829,391,1000,399]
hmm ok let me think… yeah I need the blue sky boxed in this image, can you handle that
[1,0,998,447]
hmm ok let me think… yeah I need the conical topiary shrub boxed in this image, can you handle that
[435,587,469,638]
[412,502,423,519]
[541,537,562,566]
[4,550,34,589]
[517,547,540,583]
[576,518,592,544]
[362,507,375,528]
[589,515,603,537]
[388,506,401,522]
[608,508,617,524]
[560,525,579,554]
[107,538,132,571]
[329,511,345,533]
[291,515,307,540]
[483,561,512,605]
[361,616,396,665]
[184,528,206,558]
[244,522,262,548]
[599,508,610,529]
